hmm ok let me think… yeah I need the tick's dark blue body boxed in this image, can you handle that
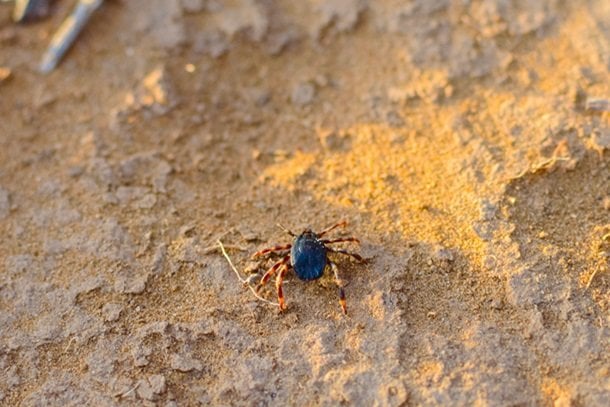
[291,231,328,280]
[252,221,363,314]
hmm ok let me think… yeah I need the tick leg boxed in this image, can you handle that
[317,220,348,237]
[276,263,290,311]
[320,237,360,245]
[251,244,292,259]
[256,254,290,292]
[329,247,366,263]
[276,223,297,237]
[329,261,347,314]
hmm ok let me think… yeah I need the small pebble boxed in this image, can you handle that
[181,0,205,13]
[170,354,203,372]
[102,303,123,322]
[291,82,316,107]
[490,299,503,310]
[148,374,167,395]
[0,67,11,83]
[243,261,261,275]
[136,379,154,401]
[0,187,10,219]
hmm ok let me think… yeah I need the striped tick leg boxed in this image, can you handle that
[328,247,365,263]
[251,244,292,259]
[329,261,347,314]
[256,254,290,292]
[275,263,291,311]
[276,223,297,237]
[317,220,348,237]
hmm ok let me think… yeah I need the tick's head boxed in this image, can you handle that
[300,228,316,239]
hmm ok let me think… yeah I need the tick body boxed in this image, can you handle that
[291,231,327,280]
[252,221,365,314]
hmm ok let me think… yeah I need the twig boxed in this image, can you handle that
[276,223,296,236]
[202,244,247,255]
[63,336,76,353]
[586,265,602,289]
[217,240,279,307]
[119,382,140,398]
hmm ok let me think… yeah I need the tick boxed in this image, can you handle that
[252,220,365,314]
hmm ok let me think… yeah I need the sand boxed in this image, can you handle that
[0,0,609,405]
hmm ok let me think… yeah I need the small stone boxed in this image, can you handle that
[433,246,454,263]
[479,200,497,221]
[490,299,503,310]
[243,87,271,107]
[265,28,300,56]
[243,261,261,275]
[170,354,203,372]
[0,67,11,83]
[590,129,610,155]
[387,85,416,104]
[291,82,316,107]
[193,30,230,58]
[102,192,119,205]
[181,0,204,13]
[102,303,123,322]
[386,111,405,128]
[483,256,497,271]
[151,244,167,274]
[112,377,136,398]
[603,196,610,211]
[179,224,196,236]
[148,374,166,395]
[0,187,10,219]
[125,66,178,116]
[114,273,148,294]
[137,193,157,209]
[6,366,20,388]
[314,0,366,37]
[137,379,154,400]
[239,228,259,241]
[116,186,147,205]
[68,165,84,177]
[134,355,150,368]
[318,129,351,151]
[314,74,330,87]
[554,394,573,407]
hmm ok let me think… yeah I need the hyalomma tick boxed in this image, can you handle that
[252,221,365,314]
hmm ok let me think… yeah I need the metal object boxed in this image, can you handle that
[39,0,103,74]
[12,0,50,22]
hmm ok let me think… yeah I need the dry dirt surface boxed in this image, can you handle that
[1,0,609,406]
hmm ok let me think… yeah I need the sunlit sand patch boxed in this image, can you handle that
[541,377,573,407]
[261,121,489,259]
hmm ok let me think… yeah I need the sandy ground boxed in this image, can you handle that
[0,0,609,405]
